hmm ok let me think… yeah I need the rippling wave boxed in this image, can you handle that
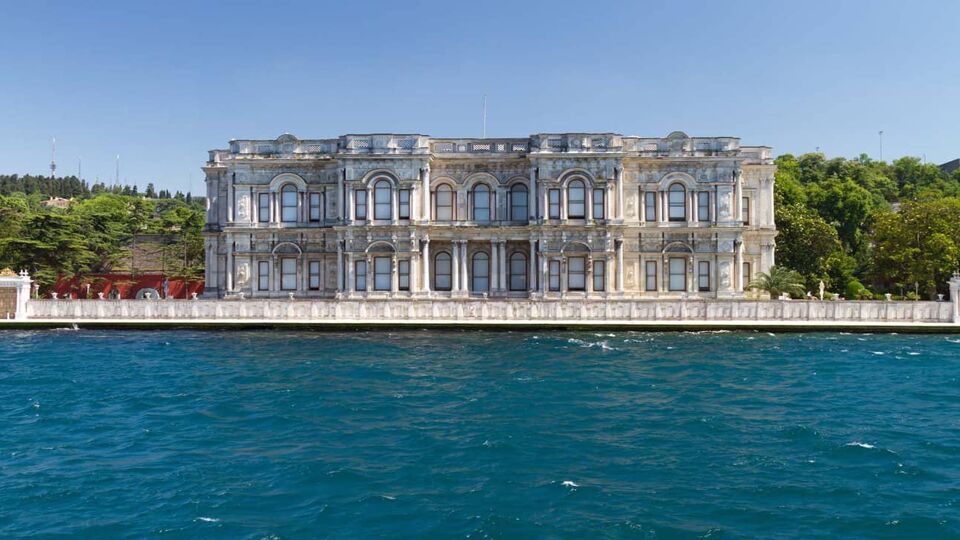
[1,330,959,538]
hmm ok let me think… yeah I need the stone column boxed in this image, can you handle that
[391,256,399,293]
[608,254,616,294]
[499,241,507,292]
[616,239,624,292]
[949,275,960,323]
[346,253,355,293]
[337,169,345,221]
[226,241,234,292]
[451,240,460,292]
[586,256,594,294]
[616,166,624,219]
[585,188,593,221]
[365,255,373,292]
[346,187,354,222]
[540,252,548,293]
[528,239,537,292]
[461,241,469,292]
[490,239,499,291]
[528,166,537,221]
[422,238,431,293]
[392,185,399,223]
[421,165,431,222]
[734,169,743,222]
[227,181,235,223]
[336,238,343,292]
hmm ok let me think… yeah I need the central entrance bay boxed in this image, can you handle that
[2,330,958,537]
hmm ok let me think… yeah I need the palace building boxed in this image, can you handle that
[201,132,776,300]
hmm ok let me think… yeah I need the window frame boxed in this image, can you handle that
[742,196,750,225]
[548,189,561,219]
[644,191,657,222]
[668,257,686,292]
[593,259,606,292]
[697,192,710,222]
[567,256,586,291]
[435,185,454,221]
[567,180,586,219]
[472,184,491,222]
[510,184,528,221]
[668,184,686,222]
[280,257,297,291]
[743,262,752,290]
[309,192,322,222]
[374,180,392,220]
[258,260,270,291]
[592,188,605,219]
[281,185,298,223]
[355,260,367,291]
[354,189,367,220]
[509,253,527,291]
[398,259,410,291]
[434,252,452,291]
[645,260,657,291]
[308,260,321,290]
[698,261,710,292]
[471,252,490,292]
[258,193,271,223]
[398,189,410,220]
[373,256,391,291]
[548,260,561,291]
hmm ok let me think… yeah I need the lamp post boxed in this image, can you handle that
[879,130,884,162]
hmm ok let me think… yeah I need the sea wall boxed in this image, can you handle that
[22,298,958,325]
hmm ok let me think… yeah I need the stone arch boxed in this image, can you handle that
[561,241,592,253]
[269,172,307,191]
[662,241,693,254]
[658,171,696,189]
[557,168,596,187]
[359,169,400,188]
[463,172,500,190]
[272,241,303,255]
[365,241,397,253]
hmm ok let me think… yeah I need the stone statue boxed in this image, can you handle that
[818,280,825,301]
[236,263,250,286]
[237,194,250,221]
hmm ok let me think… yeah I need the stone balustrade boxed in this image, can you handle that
[20,298,957,326]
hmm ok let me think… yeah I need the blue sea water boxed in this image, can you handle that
[1,330,959,539]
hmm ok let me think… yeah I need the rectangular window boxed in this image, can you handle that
[308,260,321,290]
[645,261,657,291]
[435,254,452,291]
[549,260,561,291]
[698,261,710,292]
[697,192,710,222]
[258,261,270,291]
[593,260,606,292]
[743,262,752,290]
[593,188,605,219]
[668,188,686,221]
[568,257,586,291]
[742,196,750,225]
[355,190,367,220]
[398,189,410,219]
[280,258,297,291]
[644,191,656,222]
[398,259,410,291]
[355,260,367,291]
[374,257,391,291]
[309,193,321,222]
[668,257,686,292]
[549,189,561,219]
[258,193,271,223]
[435,189,454,221]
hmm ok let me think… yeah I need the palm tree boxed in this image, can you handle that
[748,266,806,299]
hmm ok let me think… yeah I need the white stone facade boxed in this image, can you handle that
[201,131,777,300]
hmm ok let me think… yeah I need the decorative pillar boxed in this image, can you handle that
[734,169,743,222]
[460,241,469,292]
[422,238,431,293]
[391,256,399,293]
[499,241,507,292]
[365,255,373,292]
[392,185,399,223]
[491,239,499,291]
[540,251,548,293]
[585,188,593,221]
[451,240,460,292]
[337,169,345,221]
[949,274,960,323]
[346,187,354,222]
[226,241,234,292]
[421,165,431,222]
[528,166,537,220]
[347,253,355,293]
[615,166,624,219]
[529,239,537,292]
[616,239,624,292]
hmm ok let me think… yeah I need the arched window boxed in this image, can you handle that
[668,183,686,221]
[567,179,585,218]
[434,252,452,291]
[374,180,392,220]
[281,184,298,223]
[435,185,454,221]
[472,184,491,222]
[510,184,528,221]
[471,252,489,292]
[509,253,527,291]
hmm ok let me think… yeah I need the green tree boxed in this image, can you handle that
[748,266,806,299]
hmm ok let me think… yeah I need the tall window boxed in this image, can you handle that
[697,192,710,222]
[471,252,489,292]
[549,260,561,291]
[309,192,322,222]
[374,180,392,220]
[398,260,410,291]
[355,189,367,220]
[645,261,657,291]
[258,261,270,291]
[472,184,491,222]
[510,184,528,221]
[698,261,710,292]
[742,196,750,225]
[435,185,454,221]
[374,256,391,291]
[548,189,561,219]
[593,260,606,292]
[593,188,605,219]
[743,262,752,290]
[434,252,452,291]
[280,258,297,290]
[668,257,686,291]
[509,253,527,291]
[308,260,321,290]
[668,184,686,221]
[398,189,410,219]
[258,193,270,223]
[281,185,298,223]
[568,257,586,291]
[644,191,657,222]
[355,260,367,291]
[567,180,585,218]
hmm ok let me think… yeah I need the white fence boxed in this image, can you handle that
[22,298,957,325]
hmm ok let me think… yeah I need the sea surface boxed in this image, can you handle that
[1,329,959,539]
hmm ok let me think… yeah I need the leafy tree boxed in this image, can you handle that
[773,202,840,286]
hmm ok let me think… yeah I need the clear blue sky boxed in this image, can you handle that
[2,1,958,194]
